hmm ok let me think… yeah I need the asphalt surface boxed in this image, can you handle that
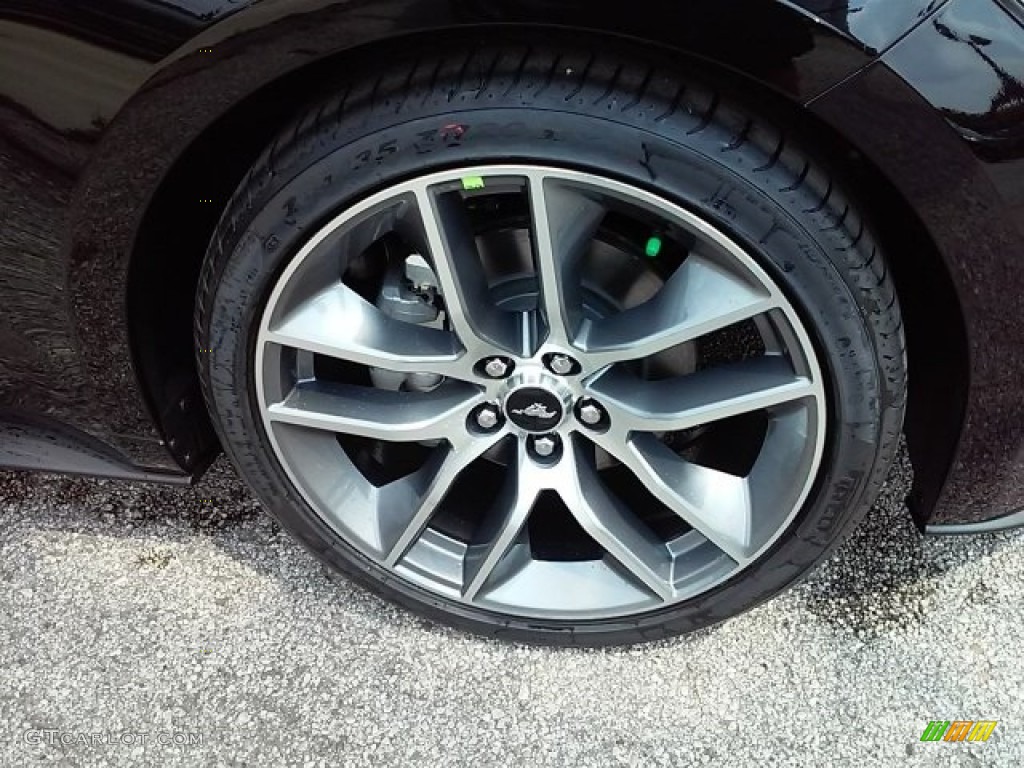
[1,445,1022,767]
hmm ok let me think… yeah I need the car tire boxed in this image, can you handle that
[196,39,906,646]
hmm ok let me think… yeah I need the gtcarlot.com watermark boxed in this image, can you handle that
[23,730,202,748]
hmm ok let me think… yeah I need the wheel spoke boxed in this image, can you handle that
[383,435,505,566]
[577,251,776,366]
[265,282,467,376]
[588,430,755,562]
[413,185,523,355]
[266,380,483,442]
[527,174,606,346]
[557,437,676,601]
[589,355,817,434]
[461,440,542,599]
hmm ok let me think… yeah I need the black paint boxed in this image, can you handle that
[1,0,1022,526]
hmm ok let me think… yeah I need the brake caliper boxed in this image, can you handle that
[369,253,446,392]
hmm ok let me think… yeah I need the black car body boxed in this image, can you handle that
[2,1,1024,645]
[5,0,1023,528]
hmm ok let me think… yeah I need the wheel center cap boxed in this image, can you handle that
[505,386,566,433]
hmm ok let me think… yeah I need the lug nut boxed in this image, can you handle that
[531,434,560,459]
[482,357,511,378]
[548,354,576,375]
[578,400,604,426]
[474,405,501,431]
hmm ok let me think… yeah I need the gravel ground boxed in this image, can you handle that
[1,445,1021,767]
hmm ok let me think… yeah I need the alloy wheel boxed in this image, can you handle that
[254,165,826,620]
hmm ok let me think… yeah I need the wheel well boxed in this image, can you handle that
[127,26,968,524]
[794,121,969,528]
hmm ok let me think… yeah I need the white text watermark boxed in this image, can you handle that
[23,730,202,748]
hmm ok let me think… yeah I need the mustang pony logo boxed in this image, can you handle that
[511,403,558,420]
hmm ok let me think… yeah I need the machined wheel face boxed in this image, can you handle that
[254,165,826,621]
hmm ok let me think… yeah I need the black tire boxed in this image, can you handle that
[196,39,906,646]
